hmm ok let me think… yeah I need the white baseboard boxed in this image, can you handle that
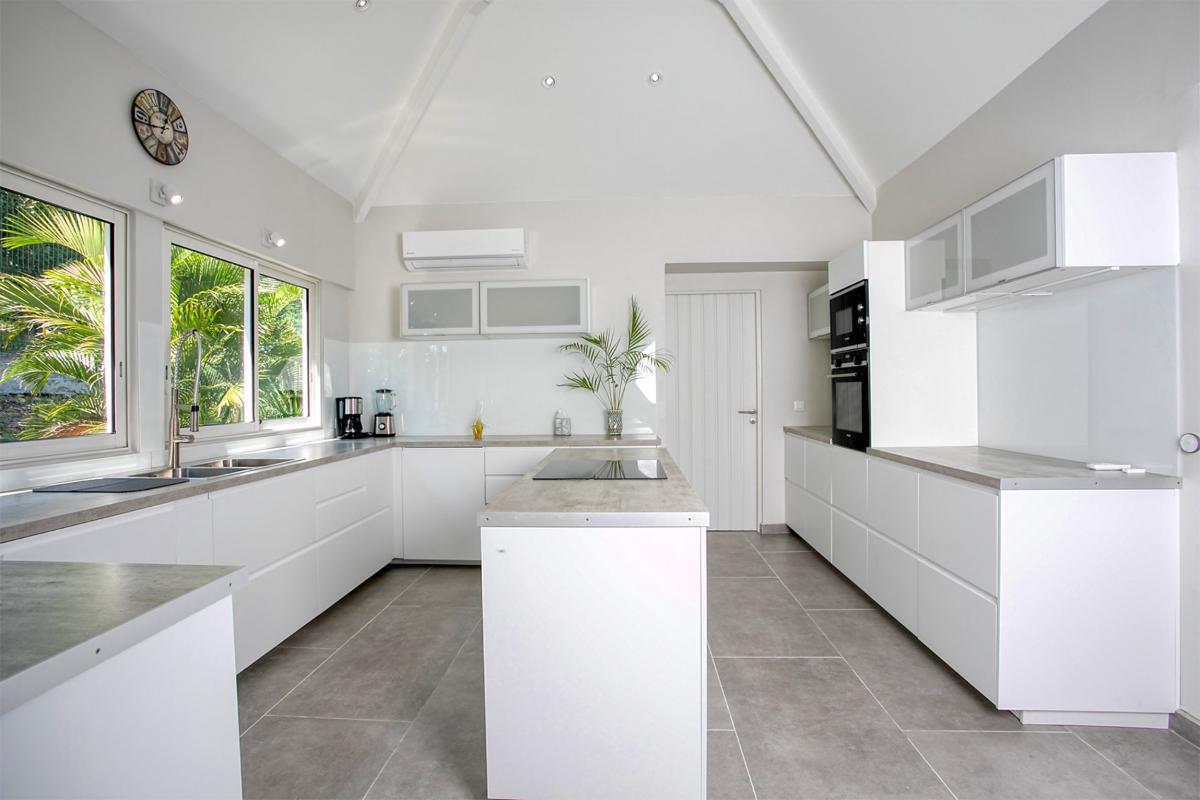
[1016,710,1168,729]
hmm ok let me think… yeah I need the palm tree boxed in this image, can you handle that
[0,202,109,439]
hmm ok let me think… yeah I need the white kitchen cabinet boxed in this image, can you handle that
[918,562,999,703]
[866,530,919,631]
[485,446,553,476]
[401,282,479,337]
[402,447,486,561]
[233,546,322,670]
[905,213,965,310]
[784,479,804,539]
[830,447,867,523]
[807,283,830,339]
[827,242,868,295]
[865,458,918,551]
[480,280,589,335]
[957,153,1178,299]
[917,473,998,596]
[211,470,317,574]
[316,507,392,610]
[800,490,832,560]
[831,510,868,587]
[803,440,832,503]
[0,499,210,565]
[783,434,804,486]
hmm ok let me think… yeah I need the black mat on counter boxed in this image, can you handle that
[34,477,189,493]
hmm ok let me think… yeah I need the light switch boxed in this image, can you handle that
[793,400,806,412]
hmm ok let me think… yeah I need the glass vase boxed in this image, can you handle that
[605,409,623,436]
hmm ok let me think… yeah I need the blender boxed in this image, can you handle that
[372,389,396,437]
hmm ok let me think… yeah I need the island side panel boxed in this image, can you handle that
[481,525,707,800]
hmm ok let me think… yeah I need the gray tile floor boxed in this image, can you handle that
[238,534,1199,800]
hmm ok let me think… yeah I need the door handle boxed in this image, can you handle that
[737,410,758,415]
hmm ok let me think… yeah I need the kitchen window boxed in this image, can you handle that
[0,168,128,462]
[167,231,318,438]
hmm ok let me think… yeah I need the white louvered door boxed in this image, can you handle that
[662,292,759,531]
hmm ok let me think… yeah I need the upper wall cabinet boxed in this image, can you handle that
[807,283,830,339]
[910,153,1179,312]
[402,279,591,338]
[905,213,964,310]
[480,280,590,335]
[401,283,480,336]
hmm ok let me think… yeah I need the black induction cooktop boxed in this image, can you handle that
[532,459,667,481]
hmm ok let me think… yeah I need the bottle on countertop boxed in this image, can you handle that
[553,409,571,437]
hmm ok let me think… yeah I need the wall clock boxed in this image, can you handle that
[131,89,189,165]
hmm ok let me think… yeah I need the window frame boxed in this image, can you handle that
[0,167,130,464]
[163,228,321,442]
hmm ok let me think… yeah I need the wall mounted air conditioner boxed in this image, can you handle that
[402,228,529,271]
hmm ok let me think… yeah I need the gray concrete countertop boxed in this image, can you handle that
[0,433,660,544]
[783,425,833,444]
[867,445,1182,491]
[0,561,244,714]
[478,447,709,528]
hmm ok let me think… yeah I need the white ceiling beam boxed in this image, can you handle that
[354,0,493,222]
[718,0,877,213]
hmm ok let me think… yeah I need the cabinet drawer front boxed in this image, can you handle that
[212,471,317,572]
[866,458,918,550]
[802,491,833,561]
[485,447,553,476]
[233,547,321,671]
[0,503,181,564]
[316,508,392,611]
[784,435,805,486]
[785,479,804,536]
[918,474,998,595]
[804,441,832,502]
[486,475,521,504]
[831,510,868,587]
[866,532,919,631]
[314,454,391,539]
[918,563,998,702]
[831,447,867,521]
[402,448,485,561]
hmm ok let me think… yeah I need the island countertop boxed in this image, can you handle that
[0,561,245,714]
[478,447,710,528]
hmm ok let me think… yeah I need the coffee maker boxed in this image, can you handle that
[335,396,370,439]
[372,389,396,437]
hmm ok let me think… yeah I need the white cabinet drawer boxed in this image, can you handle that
[314,453,391,540]
[918,474,998,595]
[802,491,832,561]
[918,562,998,702]
[866,458,918,551]
[233,546,321,671]
[212,470,317,573]
[866,531,919,631]
[784,435,805,486]
[831,447,867,521]
[485,447,553,476]
[785,480,804,536]
[316,507,392,611]
[831,510,868,587]
[486,475,521,504]
[1,502,191,565]
[803,441,832,503]
[402,448,485,561]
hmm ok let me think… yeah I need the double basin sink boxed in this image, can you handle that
[133,457,299,480]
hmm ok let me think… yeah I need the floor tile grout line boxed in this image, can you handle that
[241,565,435,738]
[361,616,483,800]
[708,643,759,800]
[1069,730,1163,799]
[712,655,846,660]
[263,713,415,724]
[750,539,961,800]
[1167,727,1200,752]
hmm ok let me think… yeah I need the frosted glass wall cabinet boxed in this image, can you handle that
[906,153,1179,312]
[479,279,590,335]
[807,283,830,339]
[401,283,480,336]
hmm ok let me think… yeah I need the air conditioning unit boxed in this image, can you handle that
[402,228,529,271]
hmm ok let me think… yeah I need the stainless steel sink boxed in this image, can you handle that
[132,466,251,479]
[193,457,299,469]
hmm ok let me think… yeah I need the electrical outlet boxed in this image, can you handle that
[793,400,806,412]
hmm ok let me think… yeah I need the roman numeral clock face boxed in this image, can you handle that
[131,89,189,165]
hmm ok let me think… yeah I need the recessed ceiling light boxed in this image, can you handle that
[542,74,557,89]
[648,72,663,86]
[353,0,370,11]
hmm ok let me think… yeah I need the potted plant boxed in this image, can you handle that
[558,297,672,435]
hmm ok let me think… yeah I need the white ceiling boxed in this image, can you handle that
[65,0,1102,210]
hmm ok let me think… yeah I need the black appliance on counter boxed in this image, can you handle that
[335,396,371,439]
[829,281,870,451]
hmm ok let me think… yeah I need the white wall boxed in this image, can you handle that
[664,271,831,526]
[0,1,357,485]
[0,1,354,285]
[350,197,868,437]
[871,0,1200,717]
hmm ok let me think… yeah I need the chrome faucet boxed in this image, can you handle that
[168,329,203,472]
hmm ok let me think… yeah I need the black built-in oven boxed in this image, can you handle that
[829,280,870,450]
[829,280,869,353]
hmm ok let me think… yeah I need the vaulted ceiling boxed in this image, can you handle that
[66,0,1102,217]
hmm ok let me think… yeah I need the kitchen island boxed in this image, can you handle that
[478,447,709,800]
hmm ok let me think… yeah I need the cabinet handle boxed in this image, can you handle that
[497,548,506,553]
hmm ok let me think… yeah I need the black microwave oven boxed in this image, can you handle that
[829,280,869,353]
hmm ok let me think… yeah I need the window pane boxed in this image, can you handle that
[170,244,249,426]
[0,187,113,442]
[257,275,308,420]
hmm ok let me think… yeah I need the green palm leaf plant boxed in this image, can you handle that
[558,297,672,434]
